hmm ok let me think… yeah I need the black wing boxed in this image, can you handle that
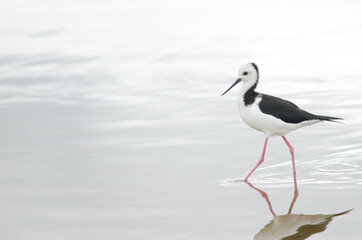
[258,94,318,124]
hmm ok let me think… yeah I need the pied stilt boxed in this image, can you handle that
[222,63,342,181]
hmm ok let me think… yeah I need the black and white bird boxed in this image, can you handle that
[222,63,342,181]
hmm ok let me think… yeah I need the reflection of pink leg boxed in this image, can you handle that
[246,182,276,216]
[244,138,268,181]
[246,178,299,216]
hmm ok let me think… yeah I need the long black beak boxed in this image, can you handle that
[221,78,241,96]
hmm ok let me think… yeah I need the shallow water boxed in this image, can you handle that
[1,0,362,239]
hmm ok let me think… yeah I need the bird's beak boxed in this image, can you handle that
[221,78,241,96]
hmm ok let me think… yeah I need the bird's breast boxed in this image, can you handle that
[236,94,302,137]
[237,94,264,131]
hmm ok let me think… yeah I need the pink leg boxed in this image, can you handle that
[282,136,299,207]
[288,173,299,214]
[281,136,296,177]
[244,138,268,181]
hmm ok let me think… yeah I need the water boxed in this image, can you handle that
[0,0,362,239]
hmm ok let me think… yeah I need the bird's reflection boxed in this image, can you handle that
[246,178,352,240]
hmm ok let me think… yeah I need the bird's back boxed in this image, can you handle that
[258,94,318,124]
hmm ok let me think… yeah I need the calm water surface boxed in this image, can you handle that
[0,0,362,239]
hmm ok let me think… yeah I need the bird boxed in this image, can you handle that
[222,63,342,181]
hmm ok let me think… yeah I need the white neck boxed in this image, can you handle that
[239,80,257,96]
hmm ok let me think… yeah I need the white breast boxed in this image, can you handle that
[236,94,319,137]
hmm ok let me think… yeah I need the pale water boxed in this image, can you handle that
[0,0,362,239]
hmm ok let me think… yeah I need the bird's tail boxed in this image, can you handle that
[315,115,343,123]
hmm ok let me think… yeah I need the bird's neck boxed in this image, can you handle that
[239,81,258,106]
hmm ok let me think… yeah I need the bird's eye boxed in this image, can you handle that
[243,72,248,75]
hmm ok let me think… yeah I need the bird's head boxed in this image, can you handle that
[222,63,259,96]
[238,63,259,83]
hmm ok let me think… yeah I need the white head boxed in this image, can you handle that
[238,63,259,83]
[222,63,259,96]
